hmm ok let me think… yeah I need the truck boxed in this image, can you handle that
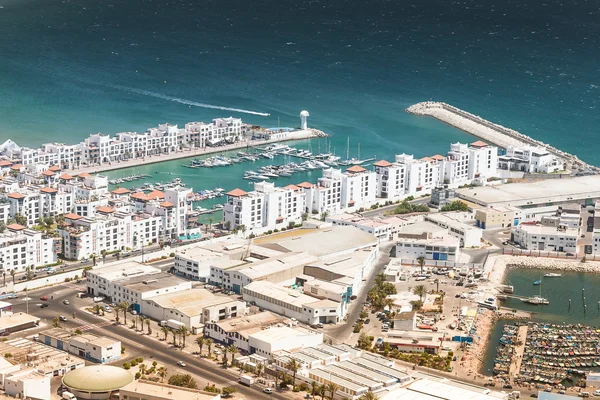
[239,375,255,386]
[166,319,185,330]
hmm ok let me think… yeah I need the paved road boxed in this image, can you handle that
[325,243,394,341]
[10,284,283,400]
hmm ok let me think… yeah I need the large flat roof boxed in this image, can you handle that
[87,261,160,282]
[116,272,189,292]
[249,326,321,344]
[120,380,218,400]
[146,289,238,317]
[213,311,284,334]
[0,313,40,330]
[255,226,377,258]
[457,175,600,207]
[228,252,318,279]
[244,281,339,308]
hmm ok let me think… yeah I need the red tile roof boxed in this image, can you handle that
[10,164,23,170]
[49,165,62,172]
[296,182,313,189]
[7,192,25,200]
[146,190,165,200]
[6,223,25,231]
[96,206,115,214]
[59,173,74,180]
[284,184,300,191]
[373,160,392,167]
[64,213,83,220]
[431,154,446,161]
[111,188,131,195]
[471,140,488,148]
[0,160,13,167]
[42,170,55,176]
[346,165,367,173]
[130,192,148,201]
[40,187,58,194]
[226,188,248,197]
[160,201,174,208]
[78,172,91,178]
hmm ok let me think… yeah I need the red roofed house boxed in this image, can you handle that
[96,206,115,215]
[6,223,25,232]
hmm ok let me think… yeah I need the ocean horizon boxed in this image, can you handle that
[1,0,599,165]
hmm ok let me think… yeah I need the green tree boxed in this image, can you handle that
[440,200,469,212]
[286,358,300,388]
[158,366,167,382]
[318,383,326,400]
[359,392,381,400]
[178,325,188,348]
[326,382,339,400]
[310,381,320,398]
[222,346,228,367]
[256,363,264,378]
[161,326,169,341]
[205,338,213,357]
[196,337,205,355]
[0,221,6,233]
[417,256,425,275]
[118,302,130,325]
[168,373,198,389]
[222,386,237,397]
[10,270,15,284]
[171,330,178,346]
[14,213,27,226]
[52,317,61,328]
[413,285,427,301]
[228,345,238,367]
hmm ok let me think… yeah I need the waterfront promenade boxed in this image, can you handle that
[65,128,326,175]
[406,102,598,173]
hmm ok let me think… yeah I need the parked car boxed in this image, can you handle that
[263,388,273,394]
[59,316,68,322]
[364,318,371,324]
[40,296,48,301]
[566,252,575,256]
[176,361,186,367]
[63,300,70,305]
[40,303,49,308]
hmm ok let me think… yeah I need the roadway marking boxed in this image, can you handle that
[76,321,113,331]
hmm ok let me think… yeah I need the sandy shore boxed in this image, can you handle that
[461,309,496,375]
[65,128,325,175]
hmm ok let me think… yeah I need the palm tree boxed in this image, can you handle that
[318,383,326,400]
[52,317,61,328]
[228,345,238,367]
[2,272,5,287]
[119,302,130,325]
[326,382,339,400]
[375,272,386,288]
[138,316,146,332]
[161,326,169,341]
[196,337,205,355]
[256,363,264,378]
[139,363,147,378]
[10,270,15,284]
[222,346,229,367]
[208,217,213,233]
[158,366,167,382]
[434,278,440,293]
[178,326,188,348]
[205,338,213,357]
[413,284,427,302]
[358,393,380,400]
[146,318,152,335]
[384,297,395,313]
[286,358,300,388]
[94,304,102,315]
[417,256,425,275]
[171,330,178,346]
[310,381,319,398]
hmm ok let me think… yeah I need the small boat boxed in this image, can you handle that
[533,280,541,285]
[544,273,562,277]
[523,296,549,305]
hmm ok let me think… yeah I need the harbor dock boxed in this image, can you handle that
[64,128,327,175]
[406,101,598,173]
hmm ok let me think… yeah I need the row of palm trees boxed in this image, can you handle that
[194,337,239,367]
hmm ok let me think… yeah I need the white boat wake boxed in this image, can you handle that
[106,83,270,116]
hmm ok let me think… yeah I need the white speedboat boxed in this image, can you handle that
[544,273,561,277]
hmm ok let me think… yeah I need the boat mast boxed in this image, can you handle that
[346,137,350,160]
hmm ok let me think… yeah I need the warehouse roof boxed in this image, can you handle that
[146,289,235,317]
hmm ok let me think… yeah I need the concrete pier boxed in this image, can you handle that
[406,102,598,173]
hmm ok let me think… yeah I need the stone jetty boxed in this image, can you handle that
[406,101,598,173]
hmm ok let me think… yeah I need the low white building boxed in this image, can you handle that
[499,145,562,174]
[325,213,394,242]
[3,368,50,400]
[396,235,461,262]
[38,329,121,364]
[86,261,161,298]
[204,312,285,353]
[511,222,578,253]
[423,212,482,248]
[248,326,323,359]
[142,288,246,331]
[243,281,343,325]
[173,246,225,281]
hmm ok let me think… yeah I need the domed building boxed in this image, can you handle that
[62,365,134,400]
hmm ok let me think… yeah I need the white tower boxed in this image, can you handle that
[300,110,309,130]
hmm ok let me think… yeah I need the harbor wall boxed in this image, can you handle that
[406,102,597,173]
[66,128,326,175]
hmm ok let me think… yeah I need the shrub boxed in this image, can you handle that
[248,233,256,239]
[121,346,126,354]
[74,329,83,335]
[267,230,273,235]
[64,277,72,282]
[279,381,288,389]
[136,357,144,363]
[4,353,11,358]
[204,385,221,393]
[161,255,167,259]
[293,386,300,392]
[273,229,279,233]
[135,372,141,379]
[169,252,175,257]
[123,362,131,370]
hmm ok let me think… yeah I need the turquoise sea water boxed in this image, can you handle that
[1,0,600,164]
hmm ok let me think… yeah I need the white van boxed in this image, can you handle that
[62,391,77,400]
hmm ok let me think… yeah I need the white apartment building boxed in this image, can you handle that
[0,225,58,271]
[423,212,482,248]
[243,281,343,325]
[223,181,306,234]
[374,159,406,200]
[396,235,461,262]
[185,117,245,147]
[511,222,578,253]
[498,145,562,173]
